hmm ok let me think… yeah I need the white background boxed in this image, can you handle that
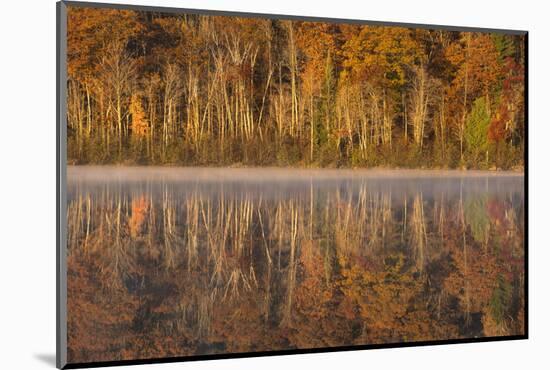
[0,0,547,368]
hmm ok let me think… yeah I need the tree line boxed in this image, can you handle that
[66,6,525,168]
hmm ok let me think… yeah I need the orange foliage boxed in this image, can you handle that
[129,195,149,237]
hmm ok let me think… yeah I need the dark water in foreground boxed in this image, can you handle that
[66,168,525,364]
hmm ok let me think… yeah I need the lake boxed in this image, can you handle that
[66,167,525,363]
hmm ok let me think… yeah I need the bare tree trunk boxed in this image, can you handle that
[85,82,92,136]
[403,91,408,142]
[287,22,299,138]
[409,65,430,149]
[310,92,314,162]
[460,33,471,163]
[439,94,446,159]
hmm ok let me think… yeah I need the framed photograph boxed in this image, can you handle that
[56,1,527,368]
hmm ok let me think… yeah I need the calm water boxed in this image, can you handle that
[66,167,525,363]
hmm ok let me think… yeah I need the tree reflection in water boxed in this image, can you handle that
[67,173,524,363]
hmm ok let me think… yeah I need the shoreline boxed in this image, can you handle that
[67,162,524,173]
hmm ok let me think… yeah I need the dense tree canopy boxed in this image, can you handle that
[66,6,525,169]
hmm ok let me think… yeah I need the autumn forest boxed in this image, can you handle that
[66,6,525,169]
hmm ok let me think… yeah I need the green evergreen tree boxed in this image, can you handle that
[465,97,491,163]
[490,274,512,325]
[492,34,515,62]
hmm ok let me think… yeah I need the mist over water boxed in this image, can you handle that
[68,166,524,182]
[68,166,523,199]
[66,167,525,363]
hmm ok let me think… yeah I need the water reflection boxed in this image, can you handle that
[66,171,525,363]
